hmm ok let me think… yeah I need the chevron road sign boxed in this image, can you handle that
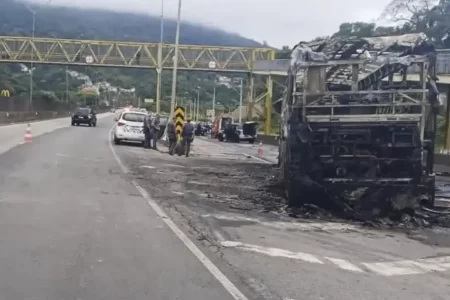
[175,106,185,141]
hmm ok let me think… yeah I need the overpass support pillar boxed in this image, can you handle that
[445,88,450,150]
[156,69,162,113]
[246,74,254,120]
[264,75,273,135]
[156,42,163,113]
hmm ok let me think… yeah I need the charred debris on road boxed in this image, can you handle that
[259,165,450,230]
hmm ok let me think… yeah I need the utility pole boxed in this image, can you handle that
[156,0,164,113]
[65,65,69,103]
[238,78,243,123]
[26,0,52,111]
[196,87,200,122]
[29,11,36,111]
[193,97,196,121]
[84,66,87,106]
[212,80,216,121]
[169,0,182,120]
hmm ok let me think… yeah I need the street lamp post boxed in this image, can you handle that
[156,0,164,114]
[212,79,216,121]
[196,87,200,122]
[192,98,196,120]
[30,11,36,110]
[237,78,244,123]
[169,0,182,120]
[26,0,52,111]
[66,65,69,103]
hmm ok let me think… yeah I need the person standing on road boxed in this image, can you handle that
[143,112,152,149]
[180,118,194,157]
[167,116,178,155]
[150,114,161,150]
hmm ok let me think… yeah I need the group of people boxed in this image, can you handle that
[143,113,160,150]
[142,112,194,157]
[166,117,195,157]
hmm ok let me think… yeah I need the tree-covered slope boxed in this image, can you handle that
[5,0,262,46]
[0,0,263,113]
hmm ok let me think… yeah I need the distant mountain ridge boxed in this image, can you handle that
[3,0,262,47]
[0,0,264,114]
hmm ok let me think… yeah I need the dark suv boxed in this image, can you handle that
[71,107,97,127]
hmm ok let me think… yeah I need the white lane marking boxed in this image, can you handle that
[172,191,184,195]
[221,240,450,276]
[362,260,427,276]
[190,166,212,170]
[188,181,210,186]
[325,257,363,272]
[108,128,129,174]
[241,153,273,164]
[109,127,250,300]
[221,241,324,264]
[141,165,155,169]
[363,256,450,276]
[165,163,185,168]
[202,213,363,232]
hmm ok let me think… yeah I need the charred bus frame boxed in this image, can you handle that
[284,57,436,209]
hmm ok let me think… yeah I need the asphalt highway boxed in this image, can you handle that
[0,114,244,300]
[1,114,449,300]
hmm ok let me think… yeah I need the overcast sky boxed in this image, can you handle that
[25,0,394,47]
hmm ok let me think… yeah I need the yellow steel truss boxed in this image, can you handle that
[247,73,286,135]
[0,36,273,72]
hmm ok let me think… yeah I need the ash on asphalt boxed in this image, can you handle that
[130,153,286,213]
[118,144,450,245]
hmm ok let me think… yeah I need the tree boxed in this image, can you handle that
[276,46,291,59]
[380,0,450,47]
[333,22,377,38]
[380,0,437,23]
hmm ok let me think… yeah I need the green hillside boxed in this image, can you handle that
[0,0,264,113]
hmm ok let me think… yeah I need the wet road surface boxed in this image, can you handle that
[0,115,246,300]
[1,116,450,300]
[115,135,450,300]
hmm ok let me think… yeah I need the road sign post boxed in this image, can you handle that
[175,106,185,142]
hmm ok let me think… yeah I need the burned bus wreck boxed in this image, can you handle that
[278,33,439,213]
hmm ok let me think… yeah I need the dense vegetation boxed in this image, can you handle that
[0,0,263,112]
[3,0,450,136]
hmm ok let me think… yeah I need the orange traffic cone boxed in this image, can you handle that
[257,142,263,156]
[24,124,32,143]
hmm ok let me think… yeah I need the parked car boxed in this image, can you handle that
[240,121,258,143]
[113,111,147,145]
[218,121,257,143]
[194,123,208,136]
[71,107,97,127]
